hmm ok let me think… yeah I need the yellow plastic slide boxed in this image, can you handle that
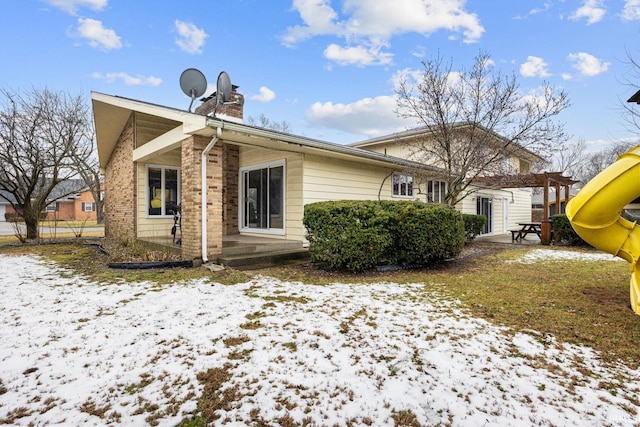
[565,145,640,315]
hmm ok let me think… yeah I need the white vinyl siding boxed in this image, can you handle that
[457,187,533,234]
[302,154,396,205]
[239,146,304,240]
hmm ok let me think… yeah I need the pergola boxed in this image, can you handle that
[473,172,579,219]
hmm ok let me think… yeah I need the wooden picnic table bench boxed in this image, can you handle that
[511,222,542,241]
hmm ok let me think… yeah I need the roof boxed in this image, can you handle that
[0,179,88,205]
[628,90,640,104]
[92,92,445,175]
[350,122,545,164]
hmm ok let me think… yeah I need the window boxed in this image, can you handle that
[44,202,59,212]
[241,161,285,234]
[426,179,447,203]
[82,202,96,212]
[147,165,181,216]
[392,173,413,197]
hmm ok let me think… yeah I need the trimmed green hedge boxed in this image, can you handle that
[303,200,465,272]
[462,214,486,241]
[551,214,588,246]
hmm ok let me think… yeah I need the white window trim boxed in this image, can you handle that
[82,202,96,212]
[392,172,414,199]
[146,164,181,218]
[44,202,58,212]
[239,159,286,236]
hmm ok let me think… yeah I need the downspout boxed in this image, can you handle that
[201,126,222,263]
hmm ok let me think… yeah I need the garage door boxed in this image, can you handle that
[0,204,6,221]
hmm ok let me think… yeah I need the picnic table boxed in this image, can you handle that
[511,222,542,241]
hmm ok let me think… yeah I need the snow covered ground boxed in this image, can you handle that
[0,249,639,426]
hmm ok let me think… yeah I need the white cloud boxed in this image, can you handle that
[569,0,606,24]
[520,56,551,78]
[567,52,610,76]
[281,0,340,46]
[527,1,553,16]
[92,72,162,86]
[174,20,207,54]
[250,87,276,103]
[622,0,640,20]
[306,95,412,136]
[75,18,121,50]
[323,43,393,66]
[41,0,107,15]
[282,0,484,66]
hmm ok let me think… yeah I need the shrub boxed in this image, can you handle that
[303,201,393,272]
[385,201,464,265]
[462,214,486,241]
[551,214,588,246]
[303,200,465,272]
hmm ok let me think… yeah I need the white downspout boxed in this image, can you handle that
[201,126,222,263]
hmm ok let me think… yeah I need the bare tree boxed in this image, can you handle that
[620,49,640,134]
[578,141,636,185]
[396,51,571,206]
[0,87,94,239]
[534,139,586,177]
[70,127,104,224]
[246,114,292,133]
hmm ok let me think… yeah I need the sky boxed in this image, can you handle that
[1,249,639,426]
[1,1,640,151]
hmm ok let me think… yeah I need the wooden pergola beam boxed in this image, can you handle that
[472,171,579,220]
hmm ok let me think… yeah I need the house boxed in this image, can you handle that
[351,125,545,235]
[92,88,542,263]
[0,180,101,222]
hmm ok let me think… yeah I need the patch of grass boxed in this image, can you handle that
[239,320,264,330]
[282,342,298,352]
[391,409,421,426]
[223,335,250,347]
[79,398,112,419]
[178,363,239,426]
[0,406,33,424]
[0,242,232,285]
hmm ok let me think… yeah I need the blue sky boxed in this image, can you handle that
[2,0,640,151]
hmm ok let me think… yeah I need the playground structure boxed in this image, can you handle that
[565,146,640,315]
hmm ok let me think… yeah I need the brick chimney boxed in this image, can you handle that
[194,85,244,120]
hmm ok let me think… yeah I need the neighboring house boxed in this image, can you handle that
[0,192,13,222]
[92,89,544,263]
[1,180,101,222]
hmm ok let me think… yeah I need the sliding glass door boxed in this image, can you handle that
[476,196,493,235]
[241,161,284,234]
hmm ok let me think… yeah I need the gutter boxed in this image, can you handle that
[204,118,442,174]
[201,127,222,263]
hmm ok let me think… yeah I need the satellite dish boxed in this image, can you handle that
[180,68,207,112]
[216,71,232,106]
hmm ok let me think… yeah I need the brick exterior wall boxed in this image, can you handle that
[223,144,239,235]
[181,135,224,260]
[104,114,136,241]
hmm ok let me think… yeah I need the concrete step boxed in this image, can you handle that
[217,248,309,269]
[221,241,303,257]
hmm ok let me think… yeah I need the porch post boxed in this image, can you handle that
[181,135,223,261]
